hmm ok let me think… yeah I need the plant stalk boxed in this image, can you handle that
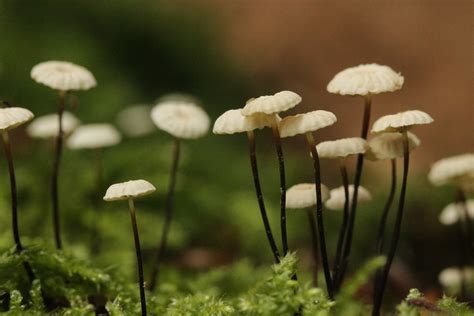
[1,131,35,282]
[128,198,147,316]
[149,137,181,291]
[306,132,333,299]
[372,130,410,316]
[51,90,66,249]
[337,94,371,288]
[333,159,350,289]
[271,121,288,256]
[247,131,281,263]
[306,208,319,287]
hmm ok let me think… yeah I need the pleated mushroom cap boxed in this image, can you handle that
[439,267,473,288]
[366,132,421,161]
[116,105,155,138]
[438,200,474,225]
[325,185,372,210]
[213,109,275,134]
[104,179,156,201]
[67,124,121,149]
[151,101,210,139]
[279,110,337,138]
[31,61,97,91]
[286,183,330,209]
[0,107,34,130]
[27,112,79,139]
[327,63,404,96]
[371,110,433,133]
[428,154,474,186]
[316,137,367,159]
[241,91,301,116]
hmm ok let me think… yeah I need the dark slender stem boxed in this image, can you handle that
[337,95,371,288]
[372,130,409,316]
[1,131,35,282]
[372,159,397,300]
[149,138,181,291]
[306,132,333,299]
[333,160,350,289]
[306,208,319,287]
[51,90,66,249]
[246,131,280,263]
[271,122,288,255]
[128,199,147,316]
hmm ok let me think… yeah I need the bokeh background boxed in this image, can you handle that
[0,0,472,310]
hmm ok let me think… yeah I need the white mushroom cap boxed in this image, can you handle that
[213,109,275,134]
[325,185,372,211]
[327,63,404,96]
[67,124,122,149]
[428,154,474,187]
[0,107,34,131]
[26,112,80,139]
[116,105,155,138]
[316,137,367,159]
[151,101,210,139]
[439,267,473,288]
[366,132,421,161]
[286,183,330,209]
[241,91,301,116]
[104,179,156,201]
[438,200,474,225]
[279,110,337,138]
[31,61,97,91]
[371,110,433,133]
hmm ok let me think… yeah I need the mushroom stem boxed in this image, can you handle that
[372,159,397,299]
[306,132,333,299]
[149,137,181,291]
[306,208,319,287]
[90,149,104,255]
[128,198,147,316]
[372,129,410,316]
[51,90,66,250]
[1,131,35,282]
[271,120,288,255]
[332,159,350,289]
[246,131,281,263]
[337,94,371,288]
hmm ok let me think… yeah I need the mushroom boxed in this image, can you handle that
[371,110,433,315]
[116,104,155,138]
[428,153,474,189]
[439,200,474,226]
[327,64,404,288]
[279,109,337,298]
[26,112,80,139]
[325,185,372,211]
[213,108,281,263]
[104,179,156,316]
[286,183,330,286]
[439,267,473,295]
[148,97,210,291]
[242,91,301,258]
[366,132,420,295]
[315,137,368,289]
[67,123,122,253]
[31,60,97,250]
[0,106,36,282]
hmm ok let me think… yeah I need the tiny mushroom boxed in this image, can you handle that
[366,132,420,161]
[428,153,474,188]
[31,60,97,250]
[286,182,330,287]
[213,108,280,263]
[149,96,210,291]
[439,200,474,225]
[104,179,156,316]
[67,123,121,150]
[27,112,80,139]
[279,109,337,298]
[438,267,473,293]
[0,107,36,281]
[242,90,302,257]
[116,105,155,138]
[371,109,433,312]
[325,185,372,211]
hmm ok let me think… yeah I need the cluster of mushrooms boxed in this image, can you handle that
[213,63,436,315]
[1,60,472,315]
